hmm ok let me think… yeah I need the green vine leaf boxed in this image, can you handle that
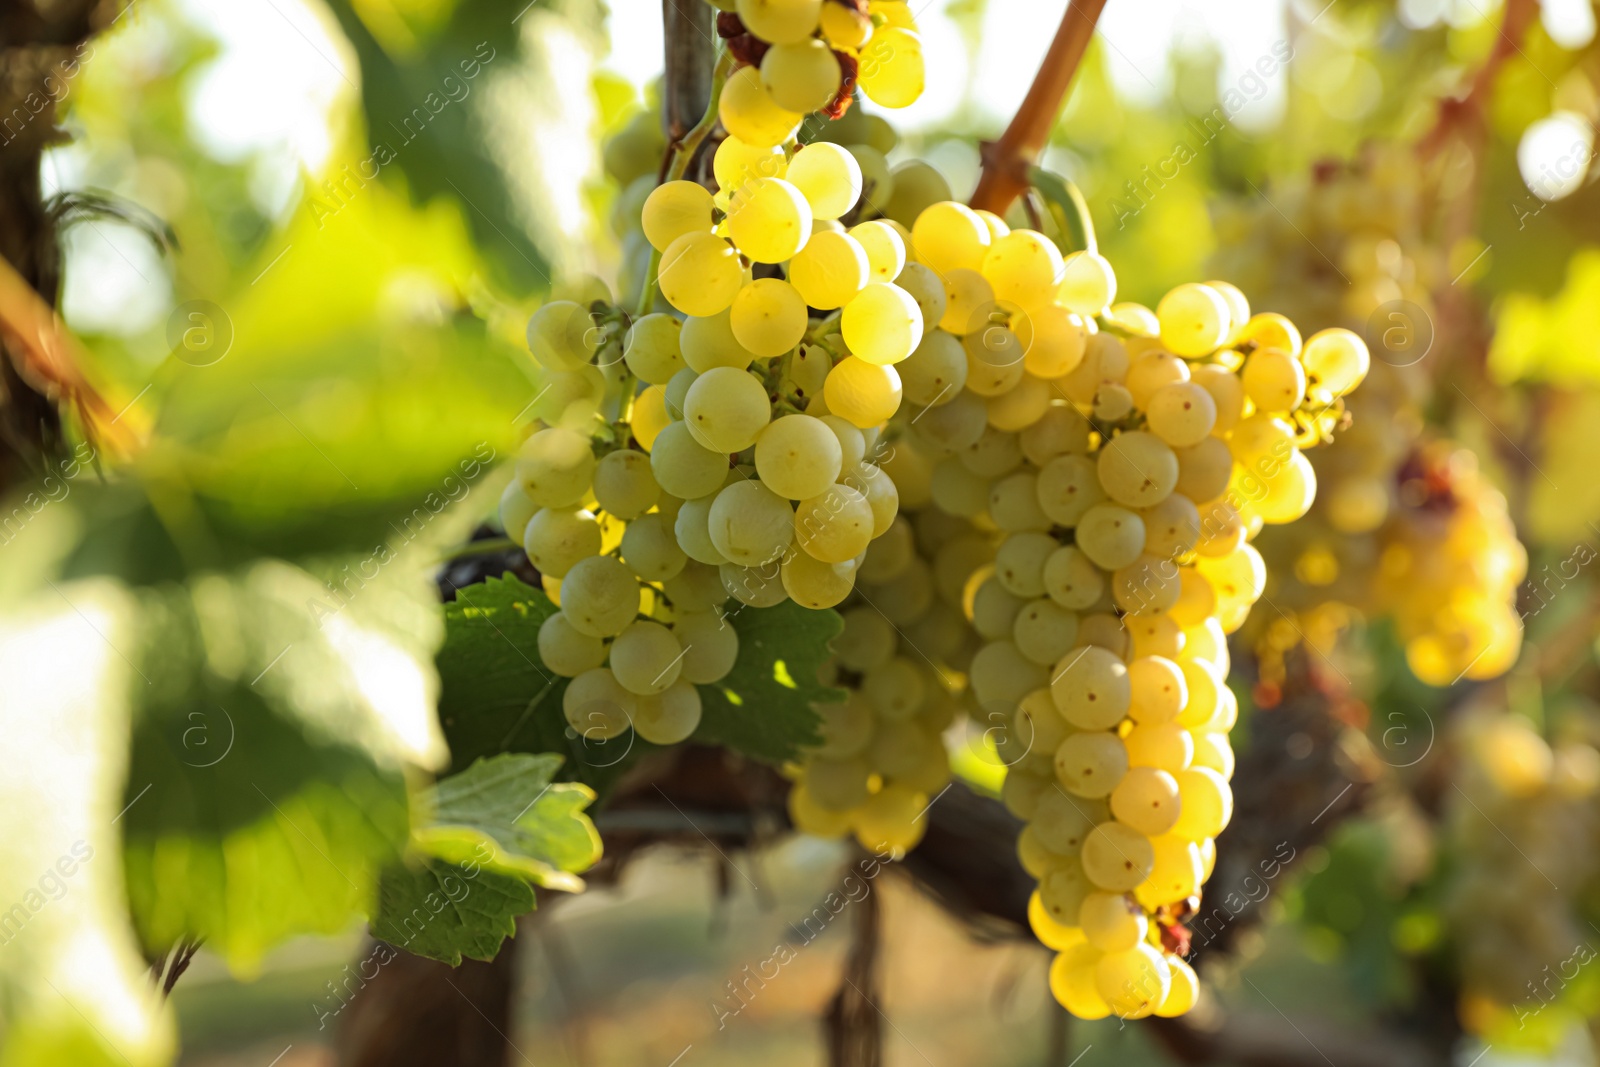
[369,857,535,966]
[693,600,846,764]
[412,753,602,893]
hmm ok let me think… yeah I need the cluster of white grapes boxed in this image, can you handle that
[709,0,925,125]
[1446,710,1600,1034]
[786,488,994,856]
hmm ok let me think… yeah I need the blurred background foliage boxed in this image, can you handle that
[9,0,1600,1063]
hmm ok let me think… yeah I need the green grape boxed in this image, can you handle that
[1174,437,1232,504]
[602,111,665,186]
[1057,332,1129,406]
[1015,688,1071,754]
[683,366,771,453]
[962,325,1026,396]
[499,480,537,544]
[523,507,602,578]
[785,141,862,219]
[806,755,871,811]
[1081,822,1155,893]
[1092,383,1135,422]
[592,448,659,519]
[760,38,842,112]
[1054,731,1128,799]
[658,231,744,316]
[1079,891,1148,953]
[736,0,822,44]
[756,414,843,500]
[1051,944,1112,1021]
[1097,431,1179,508]
[1057,251,1117,317]
[1109,766,1181,836]
[1111,554,1182,616]
[777,550,854,608]
[847,144,895,215]
[708,479,794,566]
[1051,645,1130,730]
[563,667,635,740]
[537,610,607,677]
[1156,282,1229,358]
[787,230,869,310]
[940,268,994,335]
[718,63,803,147]
[642,180,714,253]
[672,609,740,684]
[821,414,867,470]
[517,427,597,508]
[1035,453,1103,527]
[858,516,914,582]
[925,458,987,517]
[1029,783,1098,853]
[662,560,727,612]
[1094,943,1170,1019]
[793,482,875,562]
[1190,363,1244,434]
[623,313,686,385]
[968,639,1047,709]
[822,357,902,429]
[960,425,1024,476]
[912,391,987,456]
[896,330,967,408]
[813,692,874,758]
[530,367,606,432]
[632,681,703,744]
[989,471,1049,532]
[862,656,925,720]
[675,493,728,566]
[847,219,907,283]
[982,229,1065,309]
[619,512,687,581]
[730,278,808,358]
[664,368,698,421]
[714,134,787,192]
[1170,767,1232,841]
[781,342,833,404]
[835,605,896,672]
[844,461,898,535]
[910,200,990,274]
[526,300,594,371]
[875,159,948,227]
[1146,382,1217,449]
[1013,598,1079,665]
[994,531,1058,598]
[1016,303,1088,378]
[719,559,788,607]
[727,177,813,263]
[1076,504,1146,571]
[1139,492,1200,559]
[858,26,925,109]
[971,577,1023,640]
[867,719,937,778]
[681,310,755,373]
[610,620,684,695]
[1301,327,1370,396]
[1041,863,1096,934]
[650,421,731,499]
[560,555,641,637]
[1042,545,1103,611]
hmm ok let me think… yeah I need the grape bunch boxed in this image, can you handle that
[1212,148,1526,688]
[1446,709,1600,1032]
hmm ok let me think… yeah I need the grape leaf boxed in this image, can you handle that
[369,858,535,966]
[692,600,845,764]
[0,581,174,1067]
[411,753,602,893]
[436,575,654,792]
[120,558,449,973]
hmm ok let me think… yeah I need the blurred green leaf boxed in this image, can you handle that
[369,858,534,965]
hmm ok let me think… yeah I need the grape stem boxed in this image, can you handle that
[968,0,1108,217]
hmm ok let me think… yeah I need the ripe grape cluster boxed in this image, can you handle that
[1447,709,1600,1030]
[1213,148,1526,688]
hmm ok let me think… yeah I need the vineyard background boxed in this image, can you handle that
[6,0,1600,1064]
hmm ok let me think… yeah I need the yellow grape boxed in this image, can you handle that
[982,229,1065,309]
[794,483,876,562]
[727,177,813,263]
[1301,326,1370,396]
[1081,821,1155,892]
[1170,766,1232,841]
[1156,282,1231,357]
[1057,251,1117,317]
[681,308,757,372]
[820,1,872,48]
[1155,957,1200,1017]
[842,282,924,366]
[631,385,670,450]
[1054,731,1129,798]
[736,0,823,44]
[1095,944,1171,1019]
[823,356,903,428]
[1079,892,1148,953]
[658,231,743,316]
[641,180,714,253]
[911,200,991,274]
[718,64,802,148]
[730,277,808,357]
[1135,833,1203,908]
[848,219,908,283]
[787,230,870,310]
[858,25,925,108]
[786,141,863,220]
[1124,722,1193,772]
[1051,944,1112,1020]
[1241,346,1307,412]
[1110,766,1182,836]
[713,134,787,192]
[1015,303,1087,378]
[760,38,842,113]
